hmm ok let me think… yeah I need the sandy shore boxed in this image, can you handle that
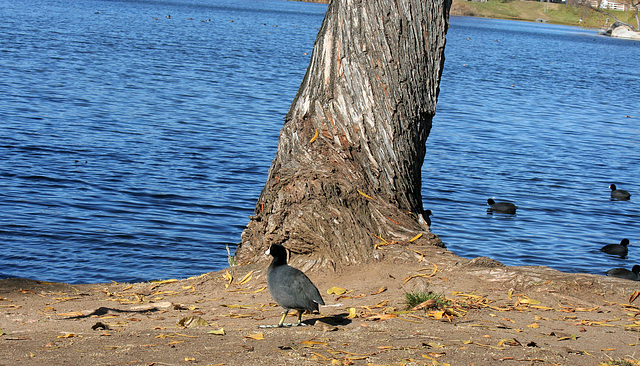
[1,243,639,365]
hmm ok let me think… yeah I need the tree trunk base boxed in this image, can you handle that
[235,174,444,269]
[235,0,451,268]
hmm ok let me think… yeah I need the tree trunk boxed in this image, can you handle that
[236,0,451,269]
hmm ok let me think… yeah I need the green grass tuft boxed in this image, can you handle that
[404,291,449,310]
[600,360,640,366]
[226,244,237,267]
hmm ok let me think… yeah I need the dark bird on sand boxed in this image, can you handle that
[601,238,630,256]
[487,198,518,214]
[609,184,631,200]
[606,265,640,281]
[266,244,324,327]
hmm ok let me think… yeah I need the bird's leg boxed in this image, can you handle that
[277,309,289,327]
[295,310,303,326]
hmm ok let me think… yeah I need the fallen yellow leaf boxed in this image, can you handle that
[300,340,328,346]
[530,305,555,310]
[152,290,179,296]
[575,307,599,312]
[57,333,76,338]
[155,332,199,339]
[309,129,319,143]
[426,342,446,348]
[177,316,209,327]
[238,270,254,285]
[527,323,539,329]
[327,286,347,295]
[57,311,83,317]
[346,307,358,319]
[220,304,253,309]
[357,190,374,200]
[475,342,505,350]
[54,296,82,302]
[370,313,398,321]
[345,355,369,360]
[630,290,640,304]
[208,328,225,336]
[409,233,423,242]
[412,299,437,311]
[223,271,233,289]
[310,352,327,360]
[425,352,446,358]
[375,235,390,248]
[244,332,264,340]
[498,338,522,347]
[402,264,439,284]
[150,279,178,285]
[518,296,541,305]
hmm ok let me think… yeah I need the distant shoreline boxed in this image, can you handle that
[293,0,637,29]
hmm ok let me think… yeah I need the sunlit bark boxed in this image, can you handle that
[236,0,451,269]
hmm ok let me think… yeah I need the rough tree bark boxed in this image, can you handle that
[236,0,451,269]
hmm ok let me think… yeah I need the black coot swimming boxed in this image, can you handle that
[424,209,433,226]
[266,243,325,327]
[609,184,631,200]
[600,238,630,256]
[487,198,518,214]
[606,265,640,281]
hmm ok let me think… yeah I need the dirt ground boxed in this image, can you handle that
[2,243,640,366]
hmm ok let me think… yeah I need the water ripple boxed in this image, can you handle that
[1,3,638,283]
[428,18,640,277]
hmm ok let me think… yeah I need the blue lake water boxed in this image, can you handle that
[1,0,638,284]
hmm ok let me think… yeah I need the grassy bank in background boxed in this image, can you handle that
[451,0,637,29]
[298,0,636,30]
